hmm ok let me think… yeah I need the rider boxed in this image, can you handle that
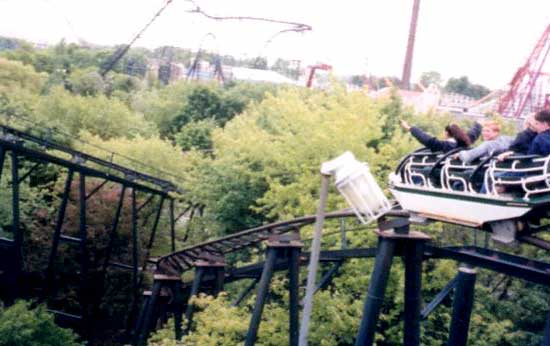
[400,120,481,153]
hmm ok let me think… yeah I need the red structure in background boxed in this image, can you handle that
[306,64,332,88]
[498,24,550,117]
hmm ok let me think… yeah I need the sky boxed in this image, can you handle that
[0,0,549,89]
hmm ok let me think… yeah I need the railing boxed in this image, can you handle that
[398,150,550,200]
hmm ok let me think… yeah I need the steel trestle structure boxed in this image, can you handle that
[0,125,181,343]
[133,213,550,346]
[1,126,550,345]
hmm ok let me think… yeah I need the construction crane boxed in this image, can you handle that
[498,24,550,117]
[306,64,332,88]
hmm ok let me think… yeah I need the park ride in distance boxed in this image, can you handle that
[389,148,550,244]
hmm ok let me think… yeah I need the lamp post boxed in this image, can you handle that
[299,152,392,346]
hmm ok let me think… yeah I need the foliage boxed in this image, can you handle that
[134,81,277,140]
[419,71,443,88]
[174,119,217,151]
[0,38,548,346]
[0,36,21,51]
[67,67,105,96]
[0,57,47,93]
[32,86,155,139]
[170,83,247,133]
[444,76,491,99]
[0,301,81,346]
[271,58,300,80]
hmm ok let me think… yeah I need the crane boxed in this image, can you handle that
[306,64,332,88]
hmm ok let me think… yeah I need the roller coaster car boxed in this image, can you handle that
[389,148,550,243]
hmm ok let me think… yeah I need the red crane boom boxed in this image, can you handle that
[306,64,332,88]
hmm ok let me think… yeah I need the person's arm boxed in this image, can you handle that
[497,151,514,161]
[467,122,482,143]
[458,142,490,164]
[410,126,450,152]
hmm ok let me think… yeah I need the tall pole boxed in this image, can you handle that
[401,0,421,90]
[299,174,330,346]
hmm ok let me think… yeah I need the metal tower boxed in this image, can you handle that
[498,24,550,117]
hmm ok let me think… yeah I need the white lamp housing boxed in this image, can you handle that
[321,151,391,224]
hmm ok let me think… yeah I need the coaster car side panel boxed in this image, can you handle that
[389,181,532,227]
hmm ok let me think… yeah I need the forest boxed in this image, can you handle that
[0,38,548,346]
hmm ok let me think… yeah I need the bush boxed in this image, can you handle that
[0,301,81,346]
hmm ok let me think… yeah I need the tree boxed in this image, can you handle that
[420,71,442,88]
[444,76,490,99]
[0,57,47,93]
[67,68,105,96]
[149,84,535,346]
[174,119,217,151]
[0,36,21,51]
[33,86,156,139]
[0,301,81,346]
[271,58,299,80]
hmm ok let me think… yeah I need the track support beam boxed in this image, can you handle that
[447,267,477,346]
[245,233,302,346]
[355,218,430,346]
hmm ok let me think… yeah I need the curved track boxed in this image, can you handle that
[154,210,360,275]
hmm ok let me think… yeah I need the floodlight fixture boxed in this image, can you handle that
[321,151,391,224]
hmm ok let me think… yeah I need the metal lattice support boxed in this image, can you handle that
[0,127,194,346]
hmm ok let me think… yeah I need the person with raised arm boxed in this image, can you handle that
[400,120,481,153]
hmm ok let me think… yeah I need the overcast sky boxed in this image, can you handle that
[0,0,549,89]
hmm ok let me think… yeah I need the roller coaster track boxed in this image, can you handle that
[155,210,361,275]
[1,124,549,345]
[136,208,550,346]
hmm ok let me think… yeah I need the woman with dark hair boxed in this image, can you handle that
[400,119,481,152]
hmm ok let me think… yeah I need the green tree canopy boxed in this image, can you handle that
[444,76,490,99]
[420,71,442,88]
[0,301,81,346]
